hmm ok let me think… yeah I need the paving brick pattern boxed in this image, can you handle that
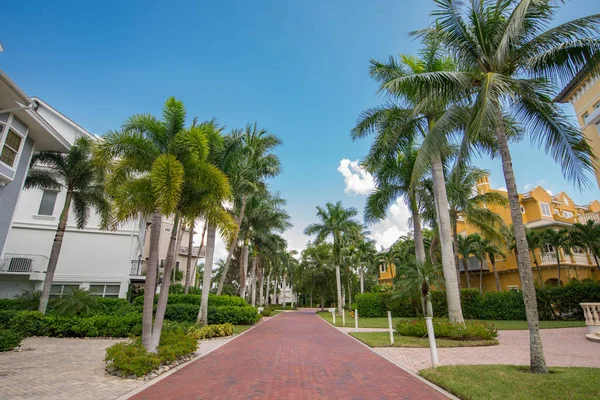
[131,310,448,400]
[375,327,600,373]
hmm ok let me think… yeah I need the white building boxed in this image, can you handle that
[0,96,147,299]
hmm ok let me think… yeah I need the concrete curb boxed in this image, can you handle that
[115,314,282,400]
[313,313,459,400]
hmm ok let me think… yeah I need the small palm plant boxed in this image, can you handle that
[52,288,101,317]
[571,220,600,275]
[541,229,572,286]
[25,136,110,314]
[394,260,443,317]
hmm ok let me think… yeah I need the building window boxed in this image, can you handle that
[0,129,23,167]
[595,101,600,110]
[542,244,555,253]
[90,284,120,298]
[38,190,58,216]
[520,205,525,214]
[49,284,79,298]
[540,202,552,217]
[583,112,590,122]
[507,285,519,291]
[563,211,573,219]
[380,263,387,273]
[564,197,569,206]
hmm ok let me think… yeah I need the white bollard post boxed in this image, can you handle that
[425,317,439,368]
[332,312,336,325]
[354,309,358,331]
[342,310,346,326]
[387,311,394,345]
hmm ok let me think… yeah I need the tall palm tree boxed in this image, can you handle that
[467,233,487,293]
[412,0,600,373]
[25,136,110,314]
[304,202,362,315]
[96,97,228,352]
[216,124,282,295]
[541,228,572,287]
[355,238,377,293]
[526,229,545,288]
[571,220,600,274]
[353,41,466,323]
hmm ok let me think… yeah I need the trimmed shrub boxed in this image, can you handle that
[260,308,272,317]
[395,318,498,340]
[165,304,198,322]
[10,311,47,336]
[0,329,24,351]
[133,293,247,308]
[354,293,387,317]
[0,310,18,328]
[97,298,135,315]
[207,306,259,325]
[479,290,526,320]
[105,330,197,377]
[188,323,234,340]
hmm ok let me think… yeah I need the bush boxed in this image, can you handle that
[51,288,102,317]
[188,323,234,340]
[0,329,24,351]
[395,318,498,340]
[207,306,258,325]
[168,284,201,295]
[10,311,47,336]
[165,303,198,322]
[97,298,135,315]
[479,290,526,320]
[0,310,18,328]
[105,330,197,377]
[354,293,387,317]
[260,308,272,317]
[132,293,247,308]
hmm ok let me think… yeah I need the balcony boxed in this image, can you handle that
[579,212,600,224]
[540,252,558,265]
[130,260,145,277]
[178,245,205,258]
[0,253,49,280]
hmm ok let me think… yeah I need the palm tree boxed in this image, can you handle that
[354,41,465,323]
[304,202,361,315]
[456,234,476,289]
[412,0,600,373]
[96,97,228,352]
[355,238,377,293]
[395,260,443,317]
[571,220,600,274]
[484,240,506,292]
[216,124,282,295]
[467,234,487,293]
[541,228,572,287]
[25,136,110,314]
[525,229,544,288]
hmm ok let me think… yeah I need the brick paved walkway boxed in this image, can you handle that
[131,310,449,399]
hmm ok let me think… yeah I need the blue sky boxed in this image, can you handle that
[2,0,599,255]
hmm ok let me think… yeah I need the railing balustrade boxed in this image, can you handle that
[581,303,600,334]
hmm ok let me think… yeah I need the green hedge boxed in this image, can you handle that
[8,311,142,338]
[0,329,24,351]
[395,318,498,340]
[207,306,259,325]
[133,294,248,308]
[355,281,600,321]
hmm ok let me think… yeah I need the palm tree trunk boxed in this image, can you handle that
[258,261,264,307]
[273,276,277,305]
[150,212,180,352]
[239,238,249,298]
[184,220,195,294]
[347,279,352,309]
[430,153,464,323]
[556,249,561,287]
[411,197,426,265]
[491,258,501,292]
[495,116,547,373]
[479,259,484,294]
[38,190,73,314]
[250,256,257,306]
[265,272,271,307]
[173,223,184,283]
[451,216,462,290]
[360,267,364,293]
[217,194,248,295]
[282,273,287,308]
[142,209,162,351]
[335,264,343,315]
[464,263,471,288]
[194,224,207,288]
[197,224,216,325]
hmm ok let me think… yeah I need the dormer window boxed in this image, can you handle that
[0,114,28,169]
[540,202,552,217]
[564,197,569,206]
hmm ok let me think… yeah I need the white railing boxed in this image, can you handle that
[581,303,600,334]
[0,253,49,273]
[178,246,205,258]
[540,252,557,265]
[579,212,600,224]
[572,254,590,266]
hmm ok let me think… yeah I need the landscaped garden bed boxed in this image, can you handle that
[349,332,498,348]
[419,365,600,400]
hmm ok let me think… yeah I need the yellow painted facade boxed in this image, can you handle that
[555,69,600,188]
[377,260,396,285]
[377,175,600,291]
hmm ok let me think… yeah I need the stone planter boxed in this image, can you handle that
[580,303,600,334]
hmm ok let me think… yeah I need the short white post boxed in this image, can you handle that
[425,317,439,368]
[354,309,358,331]
[387,311,394,345]
[342,310,346,326]
[332,312,336,325]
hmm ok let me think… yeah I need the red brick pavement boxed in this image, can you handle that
[130,310,448,400]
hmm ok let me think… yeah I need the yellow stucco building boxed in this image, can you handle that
[377,175,600,291]
[555,67,600,188]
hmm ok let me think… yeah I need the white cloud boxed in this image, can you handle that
[546,189,553,196]
[523,183,532,191]
[367,197,411,250]
[337,159,375,196]
[497,187,507,192]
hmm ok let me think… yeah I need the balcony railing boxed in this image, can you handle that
[0,253,49,274]
[540,252,558,265]
[130,260,145,276]
[178,245,205,258]
[579,212,600,224]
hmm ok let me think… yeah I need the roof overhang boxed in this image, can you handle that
[554,66,593,103]
[0,69,69,152]
[525,219,572,229]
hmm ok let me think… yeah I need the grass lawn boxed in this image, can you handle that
[420,365,600,400]
[349,332,498,348]
[233,325,253,334]
[316,311,585,330]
